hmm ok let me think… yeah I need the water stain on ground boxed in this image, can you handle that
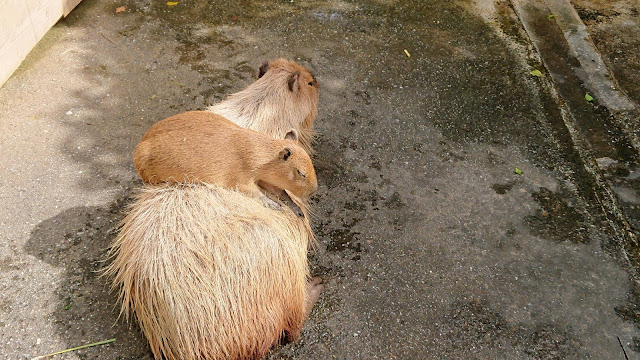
[492,179,521,194]
[525,187,589,244]
[439,299,587,359]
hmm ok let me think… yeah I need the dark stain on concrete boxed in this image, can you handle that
[615,281,640,328]
[526,187,589,243]
[440,299,587,359]
[492,180,520,194]
[318,219,363,253]
[574,5,621,24]
[383,191,405,209]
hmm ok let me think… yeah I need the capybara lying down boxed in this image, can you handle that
[134,111,317,202]
[105,184,323,360]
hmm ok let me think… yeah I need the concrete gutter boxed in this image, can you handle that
[545,0,640,151]
[544,0,637,113]
[511,0,640,272]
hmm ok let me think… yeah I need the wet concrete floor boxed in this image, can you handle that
[0,0,639,359]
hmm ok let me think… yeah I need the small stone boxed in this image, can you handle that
[65,110,73,115]
[596,157,616,170]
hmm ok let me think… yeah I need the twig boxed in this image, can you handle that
[33,338,116,359]
[617,336,629,360]
[101,33,116,45]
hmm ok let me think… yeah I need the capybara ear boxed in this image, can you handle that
[280,148,292,161]
[285,129,299,142]
[258,61,269,78]
[287,71,301,92]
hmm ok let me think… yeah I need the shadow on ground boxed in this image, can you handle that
[24,183,152,359]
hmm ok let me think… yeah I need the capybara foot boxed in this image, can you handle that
[306,277,324,313]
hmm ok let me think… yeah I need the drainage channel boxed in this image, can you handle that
[511,0,640,272]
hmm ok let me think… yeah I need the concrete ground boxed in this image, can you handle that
[0,0,639,359]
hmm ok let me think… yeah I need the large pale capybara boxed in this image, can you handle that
[105,59,322,360]
[208,58,319,153]
[105,184,322,360]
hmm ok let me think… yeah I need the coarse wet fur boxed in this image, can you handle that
[208,58,319,153]
[104,184,321,360]
[134,111,318,200]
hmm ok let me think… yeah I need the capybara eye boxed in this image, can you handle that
[297,169,306,178]
[308,82,313,86]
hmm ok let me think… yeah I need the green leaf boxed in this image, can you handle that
[585,93,594,102]
[547,14,555,20]
[514,168,522,175]
[530,69,542,77]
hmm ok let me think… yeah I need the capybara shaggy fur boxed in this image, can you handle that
[208,58,319,152]
[104,183,321,360]
[134,111,317,200]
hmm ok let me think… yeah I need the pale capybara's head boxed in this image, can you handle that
[257,59,319,151]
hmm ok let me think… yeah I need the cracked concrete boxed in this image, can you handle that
[0,0,639,359]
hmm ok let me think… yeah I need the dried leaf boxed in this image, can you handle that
[167,1,178,5]
[585,93,594,102]
[115,6,125,13]
[530,69,542,77]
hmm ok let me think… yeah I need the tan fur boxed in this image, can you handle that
[134,111,317,199]
[104,184,313,360]
[208,58,319,152]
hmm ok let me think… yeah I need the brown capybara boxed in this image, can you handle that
[133,111,317,201]
[208,58,319,152]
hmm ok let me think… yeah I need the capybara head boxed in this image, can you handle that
[257,59,319,151]
[263,140,317,199]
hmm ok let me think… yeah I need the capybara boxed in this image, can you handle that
[134,111,317,201]
[105,184,323,360]
[106,59,323,360]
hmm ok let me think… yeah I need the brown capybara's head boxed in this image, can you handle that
[261,139,317,200]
